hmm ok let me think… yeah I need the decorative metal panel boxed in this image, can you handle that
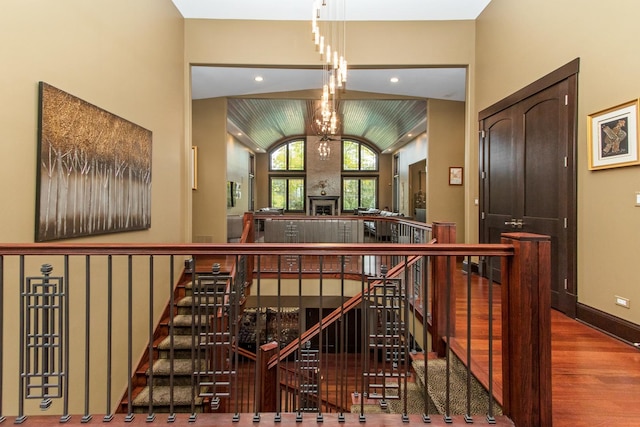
[21,264,65,409]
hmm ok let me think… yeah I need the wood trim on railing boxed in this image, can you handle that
[431,221,457,357]
[0,243,513,257]
[257,342,279,413]
[500,232,552,427]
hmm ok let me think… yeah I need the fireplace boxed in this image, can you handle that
[308,195,340,216]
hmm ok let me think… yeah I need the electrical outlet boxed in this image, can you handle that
[615,296,630,309]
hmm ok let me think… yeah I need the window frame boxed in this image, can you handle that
[341,175,379,212]
[268,138,307,213]
[341,139,379,172]
[341,138,380,212]
[269,138,306,172]
[268,175,306,213]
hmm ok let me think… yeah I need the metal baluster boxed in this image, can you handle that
[232,255,241,422]
[464,255,473,424]
[403,256,410,423]
[358,255,366,423]
[146,256,155,422]
[487,257,496,424]
[317,255,323,422]
[189,257,197,422]
[275,256,282,422]
[252,256,262,423]
[82,255,92,423]
[422,255,431,423]
[296,255,303,422]
[104,255,113,422]
[444,255,452,424]
[338,255,346,422]
[16,256,25,424]
[168,255,176,423]
[0,255,4,423]
[62,256,70,422]
[125,255,134,422]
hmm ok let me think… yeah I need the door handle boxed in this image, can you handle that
[504,219,524,229]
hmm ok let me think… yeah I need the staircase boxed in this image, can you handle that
[411,352,503,418]
[122,272,234,414]
[351,351,502,418]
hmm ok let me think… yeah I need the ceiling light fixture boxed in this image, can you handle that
[254,76,264,82]
[311,0,347,156]
[390,77,399,83]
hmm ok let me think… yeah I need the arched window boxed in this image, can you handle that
[270,139,305,171]
[269,139,306,212]
[342,139,378,211]
[343,139,377,171]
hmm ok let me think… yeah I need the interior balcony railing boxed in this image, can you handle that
[0,214,551,426]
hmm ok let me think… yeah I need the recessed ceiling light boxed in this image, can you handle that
[407,133,413,137]
[237,132,243,136]
[254,76,264,82]
[390,77,399,83]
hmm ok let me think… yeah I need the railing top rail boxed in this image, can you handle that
[0,242,514,257]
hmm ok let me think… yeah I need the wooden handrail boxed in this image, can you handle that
[0,242,513,257]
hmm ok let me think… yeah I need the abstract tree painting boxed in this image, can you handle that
[36,82,152,241]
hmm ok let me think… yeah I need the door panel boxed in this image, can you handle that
[520,88,567,310]
[482,115,517,279]
[480,76,576,314]
[523,99,560,220]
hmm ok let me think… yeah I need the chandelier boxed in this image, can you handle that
[311,0,348,91]
[311,0,347,159]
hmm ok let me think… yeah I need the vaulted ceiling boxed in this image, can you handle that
[178,1,485,152]
[226,97,428,153]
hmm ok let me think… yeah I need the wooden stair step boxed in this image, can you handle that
[131,385,205,411]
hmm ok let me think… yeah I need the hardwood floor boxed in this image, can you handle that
[451,268,640,427]
[190,257,640,425]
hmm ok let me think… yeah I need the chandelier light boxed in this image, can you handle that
[311,0,347,149]
[317,138,331,161]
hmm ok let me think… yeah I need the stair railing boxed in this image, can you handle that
[0,231,550,426]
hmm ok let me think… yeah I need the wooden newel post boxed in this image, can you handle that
[431,221,456,357]
[257,341,279,412]
[501,233,552,427]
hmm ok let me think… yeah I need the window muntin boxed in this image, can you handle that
[343,140,377,171]
[342,177,377,211]
[271,139,305,171]
[270,177,305,211]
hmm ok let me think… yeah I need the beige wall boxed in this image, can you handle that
[0,0,185,414]
[476,0,640,323]
[427,99,466,241]
[192,98,231,242]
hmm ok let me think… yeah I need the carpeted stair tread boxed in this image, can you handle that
[351,382,438,415]
[148,358,205,376]
[131,385,204,407]
[411,357,503,417]
[171,314,211,328]
[158,334,195,351]
[177,295,225,307]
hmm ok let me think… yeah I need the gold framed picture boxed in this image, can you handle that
[449,166,463,185]
[587,99,639,170]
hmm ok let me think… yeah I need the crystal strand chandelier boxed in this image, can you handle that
[311,0,347,157]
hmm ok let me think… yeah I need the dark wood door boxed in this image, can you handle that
[479,62,578,316]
